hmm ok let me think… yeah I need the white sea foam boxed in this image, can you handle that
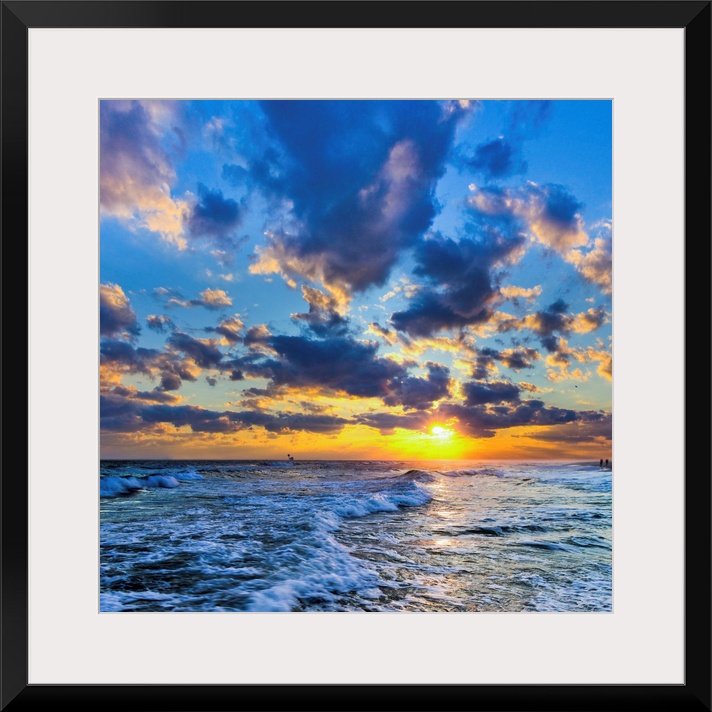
[100,460,611,612]
[172,470,204,481]
[332,484,432,519]
[99,473,187,497]
[99,476,144,497]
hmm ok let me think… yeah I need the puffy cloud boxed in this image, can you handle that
[166,332,224,369]
[290,285,349,336]
[462,102,552,182]
[470,182,588,254]
[467,137,527,180]
[101,393,349,435]
[146,314,175,333]
[366,322,398,345]
[497,299,608,347]
[439,399,581,439]
[500,347,541,371]
[100,283,139,338]
[266,412,349,434]
[205,314,244,345]
[391,230,524,337]
[471,346,540,379]
[100,340,159,375]
[571,307,609,334]
[524,412,612,444]
[462,380,520,406]
[252,334,408,399]
[542,338,611,382]
[357,411,431,435]
[100,100,188,248]
[108,384,181,404]
[185,183,244,248]
[383,362,451,411]
[160,287,233,310]
[100,339,199,391]
[519,381,549,393]
[566,220,612,294]
[191,287,232,309]
[583,347,612,381]
[500,284,542,303]
[248,100,471,296]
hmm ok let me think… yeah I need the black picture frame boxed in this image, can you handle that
[2,2,710,710]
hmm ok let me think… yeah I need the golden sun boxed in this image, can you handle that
[430,425,454,440]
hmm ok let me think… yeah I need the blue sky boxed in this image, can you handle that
[100,99,612,460]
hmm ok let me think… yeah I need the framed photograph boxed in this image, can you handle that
[4,1,710,710]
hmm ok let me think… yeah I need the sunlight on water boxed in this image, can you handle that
[100,459,611,612]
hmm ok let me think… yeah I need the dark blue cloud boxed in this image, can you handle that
[534,184,583,231]
[383,362,451,411]
[101,339,197,391]
[100,340,159,374]
[531,299,571,338]
[267,412,348,434]
[139,404,241,433]
[468,138,527,181]
[252,100,471,293]
[110,385,180,404]
[391,292,487,337]
[439,399,581,439]
[391,229,524,337]
[205,315,244,344]
[471,346,540,378]
[167,332,224,369]
[462,380,521,406]
[146,314,175,333]
[500,348,540,371]
[186,183,243,244]
[540,335,560,354]
[526,412,612,444]
[290,286,349,336]
[100,283,140,338]
[461,102,552,182]
[357,411,431,435]
[255,334,408,399]
[498,300,606,353]
[101,394,349,435]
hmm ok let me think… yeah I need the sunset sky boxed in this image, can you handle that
[100,100,612,460]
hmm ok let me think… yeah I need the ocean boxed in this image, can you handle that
[100,460,612,612]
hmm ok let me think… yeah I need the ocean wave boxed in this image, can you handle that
[439,468,506,478]
[100,472,202,498]
[515,540,575,552]
[440,522,552,538]
[172,470,204,481]
[398,469,436,483]
[566,535,611,550]
[242,523,384,612]
[331,482,432,519]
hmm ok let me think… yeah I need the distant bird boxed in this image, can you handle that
[574,385,578,388]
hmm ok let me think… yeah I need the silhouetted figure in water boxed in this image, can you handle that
[605,459,609,467]
[600,459,603,467]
